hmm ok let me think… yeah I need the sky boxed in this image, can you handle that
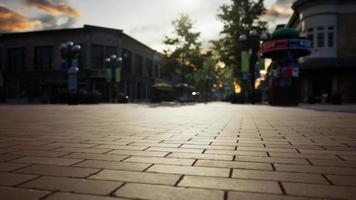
[0,0,296,52]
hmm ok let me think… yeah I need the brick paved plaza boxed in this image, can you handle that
[0,103,356,200]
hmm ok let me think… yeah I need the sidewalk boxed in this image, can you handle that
[300,103,356,113]
[0,103,355,200]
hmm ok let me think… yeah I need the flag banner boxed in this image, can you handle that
[242,72,249,80]
[115,68,121,82]
[106,69,111,83]
[241,51,249,72]
[292,68,299,77]
[255,70,260,78]
[258,58,265,70]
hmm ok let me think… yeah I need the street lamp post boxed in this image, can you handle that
[239,30,269,104]
[59,41,81,104]
[104,55,122,103]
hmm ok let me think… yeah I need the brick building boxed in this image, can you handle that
[0,25,162,103]
[287,0,356,103]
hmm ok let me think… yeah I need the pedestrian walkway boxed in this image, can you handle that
[0,103,355,200]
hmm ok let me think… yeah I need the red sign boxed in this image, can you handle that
[261,39,289,54]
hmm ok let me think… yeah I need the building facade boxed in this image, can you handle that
[287,0,356,103]
[0,25,162,103]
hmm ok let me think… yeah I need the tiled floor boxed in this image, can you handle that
[0,103,355,200]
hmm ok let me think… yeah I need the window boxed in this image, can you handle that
[35,46,53,71]
[308,34,314,48]
[317,26,324,31]
[134,54,143,75]
[317,33,324,48]
[328,32,334,47]
[8,47,25,72]
[146,59,153,77]
[91,45,104,68]
[122,49,132,73]
[327,26,335,48]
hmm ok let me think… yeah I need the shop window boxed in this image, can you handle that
[317,33,325,48]
[122,49,132,73]
[328,32,334,47]
[35,46,53,71]
[134,54,143,75]
[8,47,25,72]
[91,45,104,68]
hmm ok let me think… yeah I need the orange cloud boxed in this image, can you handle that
[265,6,293,18]
[0,3,42,32]
[25,0,80,18]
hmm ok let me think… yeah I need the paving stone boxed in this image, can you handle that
[63,152,128,162]
[283,182,356,199]
[94,145,147,150]
[9,150,69,158]
[115,183,224,200]
[90,169,180,185]
[309,159,356,167]
[228,191,321,200]
[48,142,97,148]
[0,172,38,186]
[0,162,29,172]
[0,154,24,161]
[232,169,328,184]
[12,156,83,166]
[146,146,204,153]
[274,163,356,175]
[0,186,50,200]
[235,155,309,165]
[167,152,233,161]
[108,149,169,157]
[269,152,340,160]
[124,156,195,165]
[326,175,356,186]
[147,164,230,177]
[54,147,112,154]
[16,164,99,177]
[178,175,282,194]
[195,159,273,170]
[180,144,235,150]
[44,192,127,200]
[74,160,150,171]
[205,149,268,157]
[20,176,123,195]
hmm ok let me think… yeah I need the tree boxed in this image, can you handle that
[162,14,202,85]
[214,0,267,84]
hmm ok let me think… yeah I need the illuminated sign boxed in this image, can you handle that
[261,38,311,55]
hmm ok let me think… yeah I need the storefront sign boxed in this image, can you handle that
[261,38,311,55]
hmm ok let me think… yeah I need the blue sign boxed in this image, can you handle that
[242,72,249,80]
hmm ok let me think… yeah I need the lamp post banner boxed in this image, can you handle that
[106,69,111,83]
[115,68,121,82]
[241,51,249,72]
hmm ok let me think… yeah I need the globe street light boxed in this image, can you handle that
[105,54,123,103]
[239,30,269,104]
[59,41,81,105]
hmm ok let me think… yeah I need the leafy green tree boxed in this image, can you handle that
[214,0,267,83]
[162,14,202,85]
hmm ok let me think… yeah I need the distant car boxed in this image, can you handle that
[117,93,129,103]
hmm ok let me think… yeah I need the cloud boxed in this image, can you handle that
[265,6,293,18]
[274,0,296,7]
[24,0,80,18]
[0,0,81,32]
[0,3,42,32]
